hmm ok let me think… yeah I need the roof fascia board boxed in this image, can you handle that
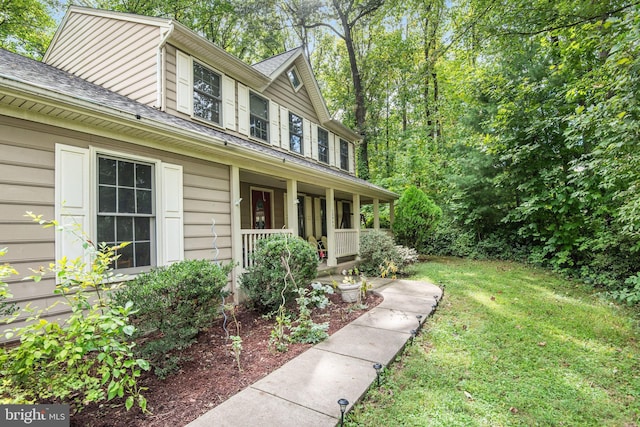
[168,22,270,89]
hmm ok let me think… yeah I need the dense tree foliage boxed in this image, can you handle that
[0,0,58,58]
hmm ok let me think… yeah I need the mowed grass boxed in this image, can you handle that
[347,257,640,426]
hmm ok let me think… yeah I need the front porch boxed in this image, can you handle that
[231,167,395,274]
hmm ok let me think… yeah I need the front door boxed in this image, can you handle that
[252,190,271,229]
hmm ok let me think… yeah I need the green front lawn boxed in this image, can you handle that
[348,258,640,426]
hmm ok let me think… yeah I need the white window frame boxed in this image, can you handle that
[96,153,157,273]
[249,91,270,143]
[55,144,184,277]
[176,50,235,130]
[289,112,304,155]
[193,60,223,126]
[318,127,329,164]
[339,139,349,171]
[287,66,303,92]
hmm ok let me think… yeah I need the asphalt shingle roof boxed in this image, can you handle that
[252,48,300,77]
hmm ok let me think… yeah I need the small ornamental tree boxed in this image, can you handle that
[393,186,442,251]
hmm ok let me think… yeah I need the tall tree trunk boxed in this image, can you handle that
[334,1,369,179]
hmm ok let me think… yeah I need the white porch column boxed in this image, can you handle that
[286,178,298,235]
[353,193,361,257]
[373,198,380,230]
[230,165,242,303]
[326,188,337,267]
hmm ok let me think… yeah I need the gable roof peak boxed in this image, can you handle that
[252,47,304,77]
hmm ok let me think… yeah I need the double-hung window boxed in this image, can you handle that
[340,139,349,170]
[193,62,221,124]
[318,128,329,164]
[97,156,154,270]
[55,144,184,276]
[250,93,269,142]
[289,112,303,154]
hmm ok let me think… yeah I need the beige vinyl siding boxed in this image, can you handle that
[0,116,232,330]
[45,13,160,106]
[262,73,319,123]
[182,163,231,260]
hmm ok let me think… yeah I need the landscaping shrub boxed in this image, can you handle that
[358,230,403,276]
[111,259,233,378]
[240,234,318,313]
[1,214,148,413]
[0,247,18,318]
[392,186,442,251]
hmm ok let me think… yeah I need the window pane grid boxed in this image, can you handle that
[318,128,329,163]
[289,112,303,154]
[340,139,349,170]
[98,156,154,269]
[250,93,269,142]
[193,62,221,124]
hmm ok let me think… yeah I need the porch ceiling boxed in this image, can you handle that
[239,170,380,204]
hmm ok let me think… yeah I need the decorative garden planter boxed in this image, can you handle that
[338,282,361,303]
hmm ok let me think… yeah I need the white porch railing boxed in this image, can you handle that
[335,229,359,258]
[241,229,295,269]
[360,228,393,235]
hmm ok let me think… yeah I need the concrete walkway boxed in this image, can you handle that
[186,278,443,427]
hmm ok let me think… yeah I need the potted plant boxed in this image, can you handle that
[338,268,366,303]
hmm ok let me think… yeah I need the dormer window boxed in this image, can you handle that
[287,66,303,91]
[193,62,221,124]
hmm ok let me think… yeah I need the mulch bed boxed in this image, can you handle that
[71,291,382,427]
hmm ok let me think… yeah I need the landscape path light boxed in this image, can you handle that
[338,398,349,426]
[416,314,423,330]
[373,362,383,387]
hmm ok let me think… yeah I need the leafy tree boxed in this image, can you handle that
[0,0,58,58]
[393,186,442,251]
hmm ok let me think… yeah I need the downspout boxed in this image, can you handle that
[156,23,174,111]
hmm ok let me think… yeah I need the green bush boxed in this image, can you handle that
[111,259,233,378]
[240,234,318,313]
[358,230,403,276]
[1,214,148,413]
[393,186,442,251]
[0,247,18,317]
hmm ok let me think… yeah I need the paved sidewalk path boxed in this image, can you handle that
[186,279,443,427]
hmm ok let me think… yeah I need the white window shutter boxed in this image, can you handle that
[311,124,318,160]
[303,118,311,158]
[348,141,355,173]
[280,106,289,149]
[269,100,280,145]
[223,75,236,130]
[329,132,336,167]
[176,50,192,115]
[160,163,184,265]
[55,144,90,268]
[237,83,249,136]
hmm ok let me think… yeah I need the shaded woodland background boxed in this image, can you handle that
[4,0,640,300]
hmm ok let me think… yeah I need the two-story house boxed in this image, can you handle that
[0,6,397,319]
